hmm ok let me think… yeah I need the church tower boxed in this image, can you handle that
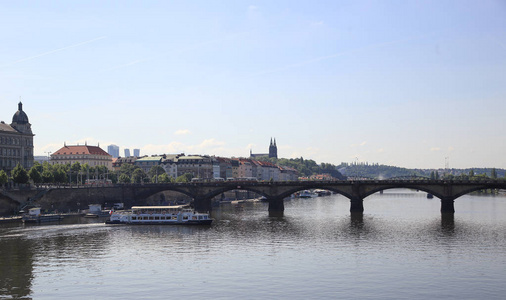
[269,138,278,159]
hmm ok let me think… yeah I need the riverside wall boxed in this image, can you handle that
[5,187,193,214]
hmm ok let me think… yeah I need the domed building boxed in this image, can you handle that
[0,102,34,174]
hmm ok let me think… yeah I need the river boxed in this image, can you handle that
[1,189,506,299]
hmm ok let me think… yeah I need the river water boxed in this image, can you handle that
[1,190,506,299]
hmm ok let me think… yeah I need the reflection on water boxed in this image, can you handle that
[1,191,506,299]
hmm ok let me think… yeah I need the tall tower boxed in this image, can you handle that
[9,102,34,170]
[269,138,278,159]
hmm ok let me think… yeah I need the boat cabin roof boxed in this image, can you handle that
[131,205,187,210]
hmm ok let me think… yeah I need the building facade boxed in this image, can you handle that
[0,102,34,173]
[176,155,214,179]
[51,144,112,170]
[135,156,163,173]
[133,149,140,157]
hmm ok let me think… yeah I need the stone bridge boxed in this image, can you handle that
[109,179,506,213]
[3,179,506,215]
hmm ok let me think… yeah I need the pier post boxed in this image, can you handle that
[440,198,455,214]
[350,198,364,213]
[268,198,285,212]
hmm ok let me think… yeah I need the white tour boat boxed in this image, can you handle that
[106,205,213,225]
[298,190,318,198]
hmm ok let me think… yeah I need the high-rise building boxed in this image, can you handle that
[107,144,120,158]
[133,149,140,157]
[124,148,131,157]
[0,102,34,173]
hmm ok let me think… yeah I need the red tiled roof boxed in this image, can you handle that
[52,145,111,156]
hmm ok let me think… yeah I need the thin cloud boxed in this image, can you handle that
[174,129,191,136]
[252,29,446,76]
[101,31,249,72]
[1,36,107,67]
[350,141,367,147]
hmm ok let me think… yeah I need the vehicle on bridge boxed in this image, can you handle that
[106,205,212,225]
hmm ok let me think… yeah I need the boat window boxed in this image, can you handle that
[183,216,188,220]
[132,216,137,220]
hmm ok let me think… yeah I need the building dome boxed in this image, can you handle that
[12,102,29,124]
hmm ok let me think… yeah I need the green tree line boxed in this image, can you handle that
[0,162,194,187]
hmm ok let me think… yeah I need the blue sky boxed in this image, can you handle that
[1,0,505,169]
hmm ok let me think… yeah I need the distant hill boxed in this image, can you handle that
[337,162,506,179]
[251,156,346,180]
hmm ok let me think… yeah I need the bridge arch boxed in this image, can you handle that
[200,186,270,200]
[130,185,196,202]
[269,186,354,201]
[360,185,444,200]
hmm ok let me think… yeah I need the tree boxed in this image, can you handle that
[42,169,54,183]
[11,163,29,184]
[148,165,166,182]
[176,173,193,183]
[32,161,43,173]
[119,163,138,177]
[157,173,172,183]
[491,168,497,179]
[0,170,8,187]
[81,163,91,181]
[118,174,130,184]
[28,166,43,185]
[131,168,146,184]
[53,167,67,184]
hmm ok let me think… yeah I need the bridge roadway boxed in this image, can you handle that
[126,179,506,213]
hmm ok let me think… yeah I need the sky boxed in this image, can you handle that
[1,0,505,169]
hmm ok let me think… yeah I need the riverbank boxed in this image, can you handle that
[0,212,85,224]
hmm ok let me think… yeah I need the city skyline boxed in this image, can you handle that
[1,1,505,169]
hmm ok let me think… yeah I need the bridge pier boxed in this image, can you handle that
[440,198,455,214]
[268,198,285,212]
[350,198,364,213]
[193,197,212,212]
